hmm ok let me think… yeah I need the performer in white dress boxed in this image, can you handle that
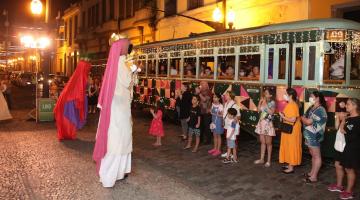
[93,34,135,187]
[0,81,12,121]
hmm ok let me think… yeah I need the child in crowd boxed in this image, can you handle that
[149,102,164,146]
[184,95,201,152]
[209,93,224,156]
[223,108,239,163]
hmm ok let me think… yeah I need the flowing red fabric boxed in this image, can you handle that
[54,60,91,140]
[93,39,130,174]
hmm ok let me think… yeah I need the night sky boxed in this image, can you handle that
[0,0,79,28]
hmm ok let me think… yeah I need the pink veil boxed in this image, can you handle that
[93,39,130,173]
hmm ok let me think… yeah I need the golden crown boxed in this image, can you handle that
[109,33,128,46]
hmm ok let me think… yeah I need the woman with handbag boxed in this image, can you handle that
[279,88,302,174]
[254,88,276,167]
[301,91,327,183]
[328,98,360,200]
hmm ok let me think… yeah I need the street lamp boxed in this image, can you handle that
[31,0,43,15]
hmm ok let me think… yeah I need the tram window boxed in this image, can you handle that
[200,57,214,79]
[217,56,235,80]
[137,60,146,75]
[323,44,346,84]
[183,57,196,78]
[350,52,360,80]
[278,48,287,80]
[158,59,168,77]
[170,58,180,77]
[294,47,303,80]
[147,60,156,76]
[268,48,274,79]
[308,46,316,81]
[239,54,260,81]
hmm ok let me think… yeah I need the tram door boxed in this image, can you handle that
[264,44,290,84]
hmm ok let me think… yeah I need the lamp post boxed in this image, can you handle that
[2,10,9,71]
[212,0,236,30]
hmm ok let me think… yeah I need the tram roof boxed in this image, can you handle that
[135,18,360,48]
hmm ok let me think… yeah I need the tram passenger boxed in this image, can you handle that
[170,65,178,76]
[279,88,302,174]
[330,55,345,80]
[248,66,260,79]
[254,88,276,168]
[328,98,360,200]
[301,91,327,183]
[159,65,167,75]
[226,65,235,77]
[204,67,213,76]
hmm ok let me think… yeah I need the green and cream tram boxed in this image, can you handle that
[132,18,360,158]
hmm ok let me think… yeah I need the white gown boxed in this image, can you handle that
[0,92,12,121]
[99,55,133,187]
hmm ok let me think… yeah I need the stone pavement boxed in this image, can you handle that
[0,109,359,200]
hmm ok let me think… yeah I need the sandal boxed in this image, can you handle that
[303,173,311,178]
[304,177,317,184]
[264,162,271,168]
[183,146,191,150]
[254,159,265,164]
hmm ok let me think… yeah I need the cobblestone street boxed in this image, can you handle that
[1,88,359,200]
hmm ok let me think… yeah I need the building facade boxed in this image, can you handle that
[54,3,81,76]
[54,0,360,75]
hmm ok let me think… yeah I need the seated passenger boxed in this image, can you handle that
[248,66,260,79]
[170,65,178,76]
[330,55,345,80]
[204,67,212,77]
[225,65,235,77]
[159,65,167,75]
[350,67,359,80]
[200,64,206,77]
[239,68,246,77]
[186,69,194,76]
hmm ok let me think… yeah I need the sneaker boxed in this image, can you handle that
[212,150,221,156]
[327,184,344,192]
[222,158,232,164]
[221,152,234,158]
[232,158,238,163]
[208,149,216,154]
[339,191,354,200]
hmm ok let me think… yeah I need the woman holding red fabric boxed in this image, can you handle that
[54,60,91,140]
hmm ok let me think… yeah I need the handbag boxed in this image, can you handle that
[334,129,346,152]
[279,121,295,134]
[210,122,216,130]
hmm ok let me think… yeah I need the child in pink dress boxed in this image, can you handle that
[149,102,164,146]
